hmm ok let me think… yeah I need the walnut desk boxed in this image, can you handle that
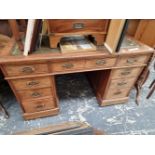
[0,38,154,120]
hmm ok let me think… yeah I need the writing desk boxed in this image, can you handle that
[0,37,154,120]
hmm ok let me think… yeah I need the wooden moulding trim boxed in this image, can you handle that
[23,108,59,120]
[49,31,107,36]
[97,95,129,107]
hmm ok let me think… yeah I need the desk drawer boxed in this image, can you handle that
[85,58,116,69]
[18,87,53,101]
[11,77,52,90]
[116,55,149,66]
[111,67,143,79]
[22,98,56,113]
[4,64,49,76]
[105,88,129,99]
[47,19,109,33]
[109,78,136,89]
[51,60,85,72]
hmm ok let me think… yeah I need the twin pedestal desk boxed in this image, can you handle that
[0,38,154,120]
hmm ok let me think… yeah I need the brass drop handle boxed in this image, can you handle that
[62,63,74,69]
[35,103,45,109]
[31,92,41,97]
[73,23,84,29]
[117,82,127,86]
[121,71,131,75]
[127,58,137,64]
[21,66,35,73]
[96,60,106,65]
[27,81,39,87]
[114,91,122,95]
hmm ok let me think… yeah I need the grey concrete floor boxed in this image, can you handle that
[0,61,154,135]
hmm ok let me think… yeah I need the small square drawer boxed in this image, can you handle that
[18,87,53,101]
[105,88,129,99]
[116,55,149,66]
[4,63,49,76]
[51,60,85,72]
[111,67,143,79]
[85,58,116,68]
[22,98,56,113]
[11,76,52,90]
[108,77,136,89]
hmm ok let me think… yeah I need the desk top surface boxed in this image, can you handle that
[0,35,154,64]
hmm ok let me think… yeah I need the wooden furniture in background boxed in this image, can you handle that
[47,19,110,48]
[8,20,24,51]
[127,20,140,36]
[147,79,155,99]
[146,61,155,99]
[135,20,155,47]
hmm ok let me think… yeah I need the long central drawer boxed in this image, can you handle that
[51,60,85,72]
[85,58,116,68]
[50,58,116,73]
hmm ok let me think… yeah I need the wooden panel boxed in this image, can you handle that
[104,19,126,53]
[22,98,56,113]
[98,97,128,106]
[47,19,109,33]
[87,70,111,95]
[111,67,143,79]
[116,55,149,66]
[127,20,140,36]
[135,20,155,47]
[51,60,85,72]
[4,63,49,76]
[11,76,52,90]
[108,77,136,89]
[85,58,116,69]
[17,87,53,101]
[15,122,92,135]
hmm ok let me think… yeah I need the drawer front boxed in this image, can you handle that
[48,19,109,33]
[11,77,52,90]
[109,78,136,89]
[111,67,142,79]
[4,64,49,76]
[51,60,85,72]
[105,88,129,99]
[22,98,56,113]
[116,55,149,66]
[85,58,116,69]
[18,88,53,100]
